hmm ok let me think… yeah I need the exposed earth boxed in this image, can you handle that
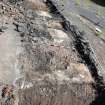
[0,0,105,105]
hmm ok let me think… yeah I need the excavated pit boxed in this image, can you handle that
[45,0,105,105]
[0,0,105,105]
[18,0,95,105]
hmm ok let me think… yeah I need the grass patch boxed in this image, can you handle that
[95,31,101,36]
[75,0,80,6]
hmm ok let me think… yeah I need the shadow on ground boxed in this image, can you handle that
[91,0,105,7]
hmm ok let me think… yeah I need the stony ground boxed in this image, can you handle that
[0,0,105,105]
[52,0,105,80]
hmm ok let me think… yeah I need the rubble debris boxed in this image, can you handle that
[0,0,105,105]
[0,84,16,105]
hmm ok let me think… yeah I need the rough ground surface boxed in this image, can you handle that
[51,0,105,79]
[0,0,105,105]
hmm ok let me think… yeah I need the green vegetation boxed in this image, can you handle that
[75,0,80,5]
[102,28,105,33]
[85,0,91,8]
[96,6,101,16]
[95,31,101,36]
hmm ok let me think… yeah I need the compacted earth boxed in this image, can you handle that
[0,0,105,105]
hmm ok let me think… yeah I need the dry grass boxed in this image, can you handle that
[24,0,48,11]
[18,83,95,105]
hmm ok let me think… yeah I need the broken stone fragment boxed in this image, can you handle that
[48,28,69,44]
[35,11,52,18]
[26,9,35,18]
[13,22,26,33]
[47,20,63,29]
[70,63,94,83]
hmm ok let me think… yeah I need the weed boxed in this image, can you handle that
[75,0,80,6]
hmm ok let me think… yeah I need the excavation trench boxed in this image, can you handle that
[46,0,105,105]
[13,0,105,104]
[0,0,105,105]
